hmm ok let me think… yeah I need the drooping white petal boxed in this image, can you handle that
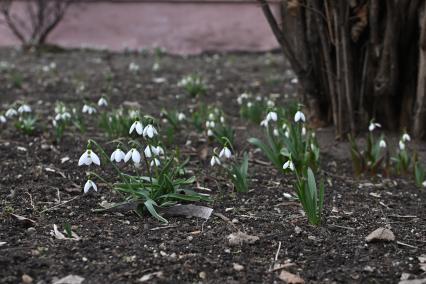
[135,121,143,135]
[399,140,405,151]
[0,115,6,123]
[260,119,268,128]
[267,111,277,122]
[84,180,92,193]
[78,151,90,166]
[150,158,161,167]
[97,97,108,107]
[144,146,152,158]
[124,150,133,163]
[90,151,101,166]
[132,149,141,164]
[210,156,221,167]
[379,140,386,148]
[129,122,136,134]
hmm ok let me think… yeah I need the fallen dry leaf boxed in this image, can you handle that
[227,231,259,246]
[50,224,81,241]
[419,255,426,272]
[398,279,426,284]
[53,275,85,284]
[366,227,395,242]
[10,213,36,226]
[233,263,244,271]
[279,270,304,284]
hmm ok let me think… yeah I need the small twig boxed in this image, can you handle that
[26,191,35,210]
[396,241,418,249]
[388,215,418,219]
[40,196,79,213]
[274,241,282,262]
[150,225,178,231]
[328,224,355,231]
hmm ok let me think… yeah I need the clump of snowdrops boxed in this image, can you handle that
[78,114,209,223]
[178,74,207,98]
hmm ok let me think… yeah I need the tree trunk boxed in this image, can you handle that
[258,0,426,139]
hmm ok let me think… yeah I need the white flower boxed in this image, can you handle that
[124,148,141,164]
[256,96,262,101]
[78,149,101,166]
[266,111,278,122]
[207,129,214,137]
[291,78,299,84]
[129,120,143,135]
[260,119,268,128]
[5,108,17,118]
[210,156,221,167]
[283,160,295,171]
[177,112,186,121]
[402,133,411,142]
[129,62,140,72]
[267,100,275,107]
[220,116,225,123]
[379,140,386,148]
[285,130,290,138]
[144,145,153,158]
[18,104,31,113]
[82,105,96,115]
[423,180,426,187]
[237,97,243,105]
[153,146,164,156]
[294,111,306,123]
[55,112,71,121]
[206,121,215,128]
[208,113,215,120]
[84,179,97,194]
[219,147,232,159]
[368,122,381,132]
[247,102,253,108]
[143,124,158,138]
[110,148,125,162]
[0,115,6,123]
[399,140,405,151]
[273,128,279,136]
[150,158,161,167]
[152,62,160,71]
[97,97,108,107]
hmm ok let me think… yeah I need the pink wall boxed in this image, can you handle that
[0,1,280,54]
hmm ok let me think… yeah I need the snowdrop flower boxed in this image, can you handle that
[110,148,125,162]
[206,121,215,128]
[55,112,71,121]
[399,140,405,151]
[266,111,278,122]
[291,78,299,84]
[402,133,411,142]
[207,129,214,137]
[208,113,215,120]
[152,62,160,71]
[301,126,306,136]
[0,115,6,123]
[285,131,290,138]
[124,148,141,164]
[273,128,279,136]
[283,160,295,171]
[153,145,164,156]
[78,149,101,166]
[260,119,268,128]
[237,96,243,105]
[379,139,386,148]
[129,120,143,135]
[143,124,158,138]
[220,116,225,123]
[267,100,275,108]
[256,96,262,101]
[129,62,140,72]
[294,111,306,123]
[219,146,232,159]
[97,97,108,107]
[210,156,221,167]
[177,112,186,121]
[144,145,153,158]
[5,108,17,118]
[247,102,253,108]
[150,158,161,167]
[82,105,96,115]
[84,179,97,194]
[18,104,31,113]
[423,180,426,188]
[368,121,381,132]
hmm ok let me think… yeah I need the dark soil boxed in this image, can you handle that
[0,48,425,284]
